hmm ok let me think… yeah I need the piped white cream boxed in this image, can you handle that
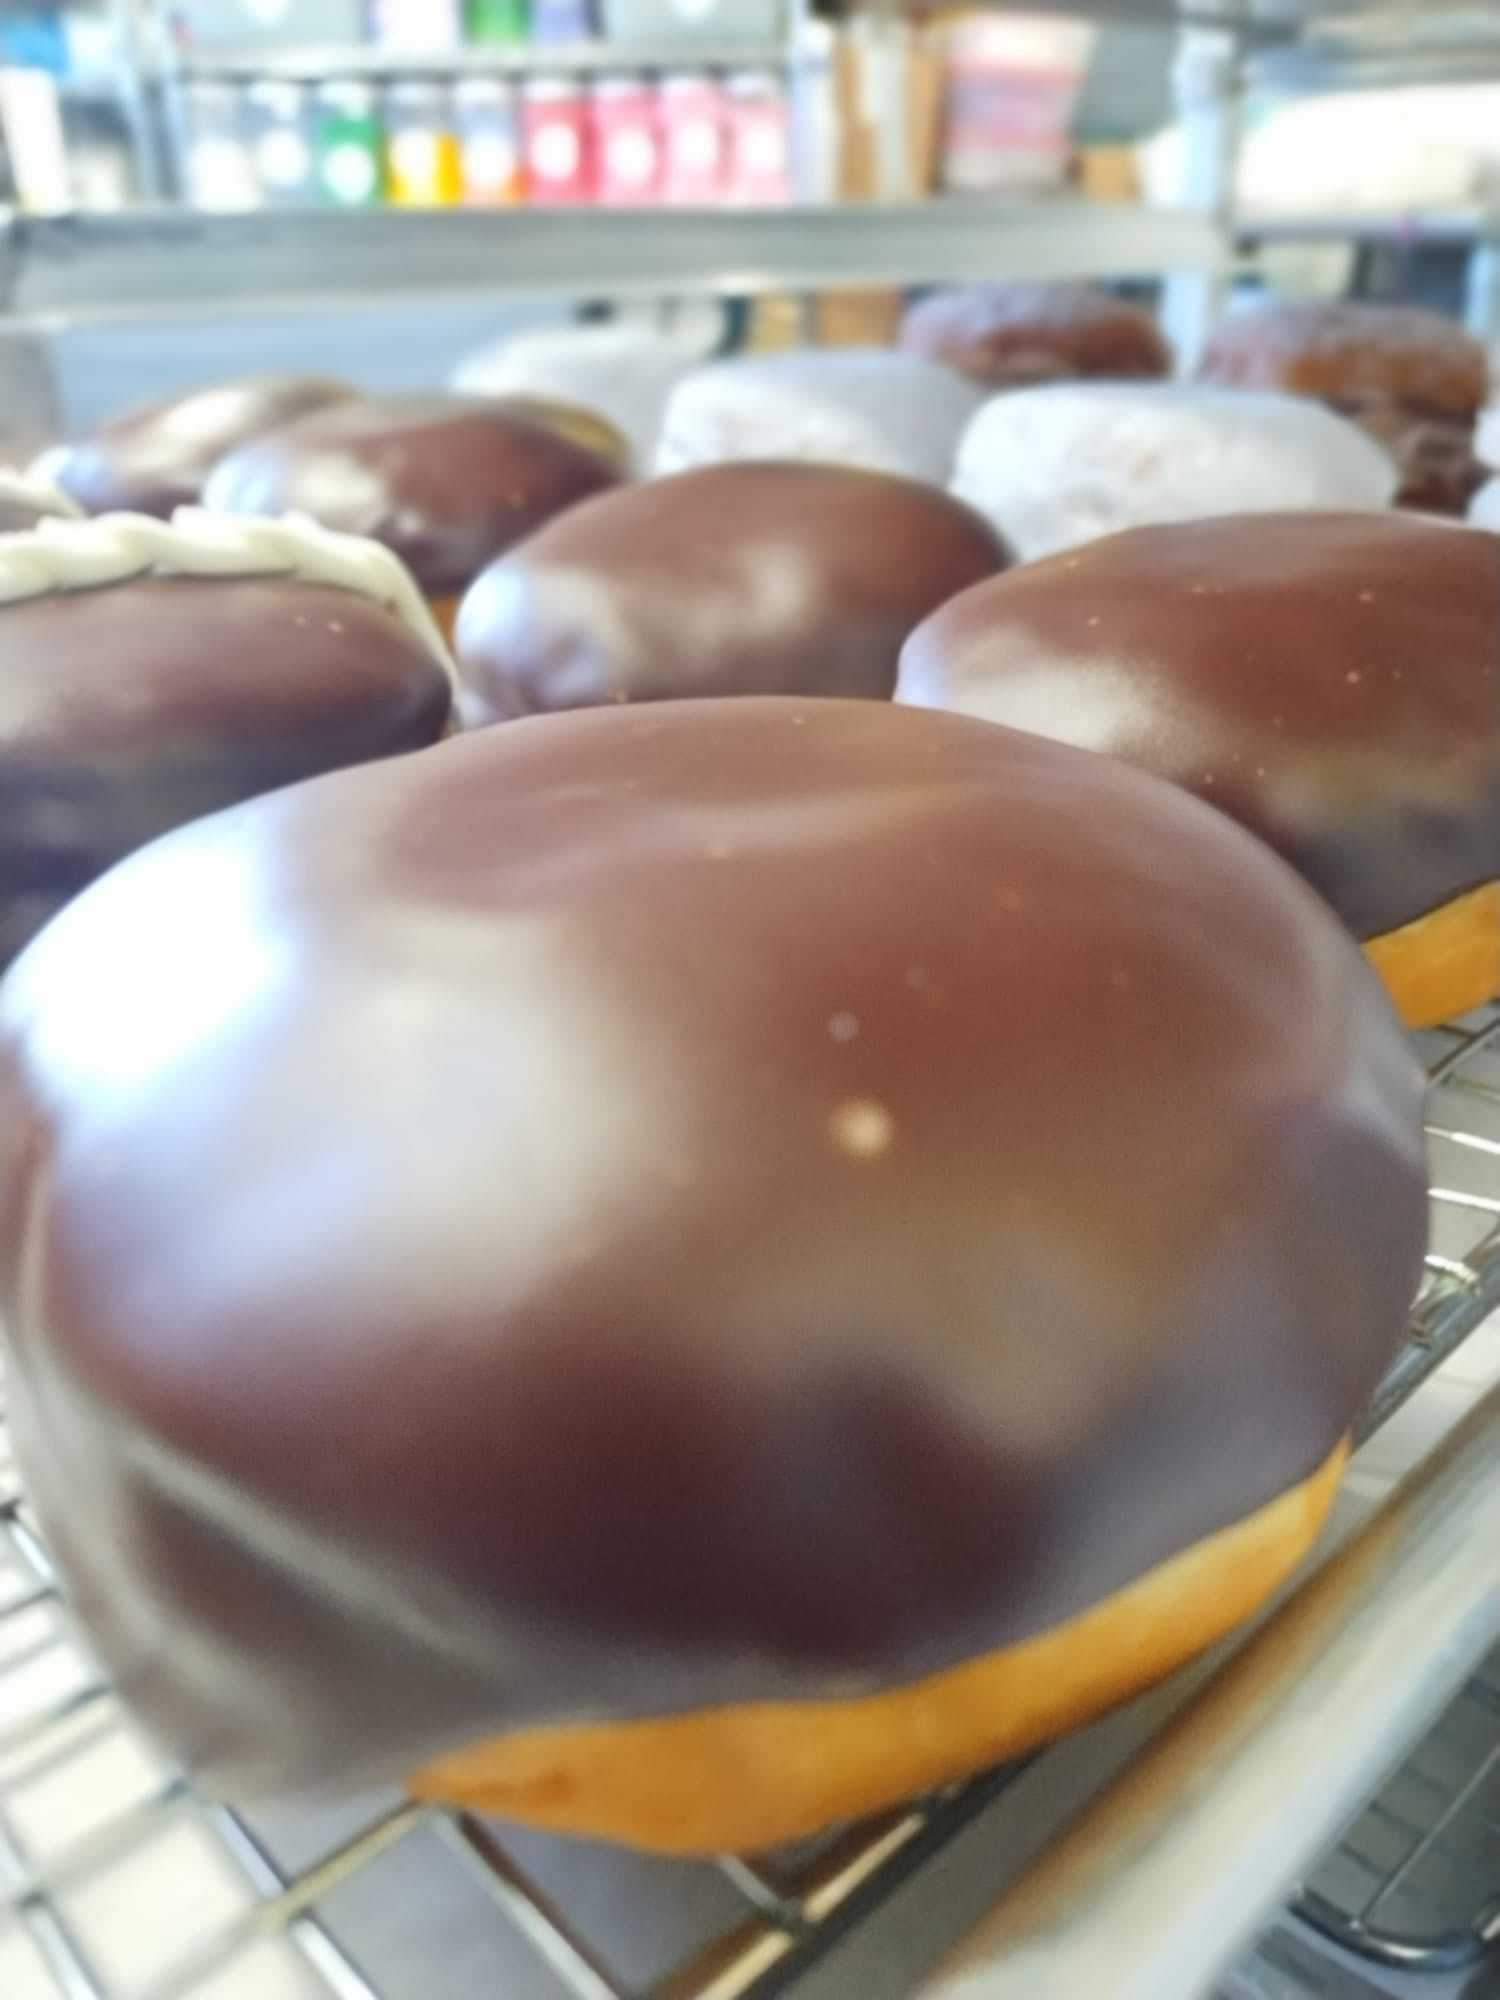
[0,507,456,683]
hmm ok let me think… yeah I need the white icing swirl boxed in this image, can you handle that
[0,465,83,521]
[0,507,456,683]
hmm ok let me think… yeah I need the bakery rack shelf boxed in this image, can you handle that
[1,1011,1499,2000]
[1293,1643,1500,1979]
[0,200,1227,318]
[1238,208,1497,245]
[1250,0,1500,90]
[175,40,794,81]
[1258,46,1500,88]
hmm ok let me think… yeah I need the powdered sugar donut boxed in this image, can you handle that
[1471,389,1500,475]
[655,349,984,486]
[453,325,696,470]
[1201,301,1489,515]
[952,382,1398,561]
[1468,476,1500,531]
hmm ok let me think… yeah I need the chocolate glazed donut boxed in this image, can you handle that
[202,394,626,636]
[900,510,1500,1028]
[0,517,454,970]
[456,462,1010,719]
[45,375,356,518]
[0,699,1425,1852]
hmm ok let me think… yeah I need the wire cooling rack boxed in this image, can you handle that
[1281,1005,1500,1982]
[2,1010,1500,2000]
[1293,1641,1500,1977]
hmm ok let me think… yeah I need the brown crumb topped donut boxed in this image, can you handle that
[455,461,1009,720]
[1202,299,1487,418]
[40,374,356,519]
[202,394,626,639]
[0,510,454,971]
[1201,301,1489,514]
[900,282,1172,388]
[0,699,1425,1853]
[900,510,1500,1027]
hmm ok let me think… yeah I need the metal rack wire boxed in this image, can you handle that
[1294,1643,1500,1976]
[1283,1005,1500,1980]
[1,1009,1499,2000]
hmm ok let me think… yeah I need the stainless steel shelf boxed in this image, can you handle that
[1250,1,1500,86]
[1238,208,1495,244]
[176,39,793,81]
[166,8,1500,96]
[1256,45,1500,89]
[0,201,1226,318]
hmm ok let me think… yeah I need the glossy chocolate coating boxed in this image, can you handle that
[901,284,1171,388]
[49,376,355,518]
[456,462,1009,720]
[0,576,451,968]
[900,512,1500,941]
[0,700,1424,1799]
[203,395,624,597]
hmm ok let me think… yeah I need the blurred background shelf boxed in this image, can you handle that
[175,39,796,78]
[1237,209,1497,244]
[0,198,1227,316]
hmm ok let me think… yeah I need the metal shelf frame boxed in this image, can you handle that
[1238,208,1496,245]
[10,3,1500,325]
[1294,1645,1500,1978]
[175,40,794,81]
[0,200,1227,318]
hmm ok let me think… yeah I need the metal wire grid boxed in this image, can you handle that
[0,1009,1498,2000]
[1281,1003,1500,1978]
[1294,1644,1500,1977]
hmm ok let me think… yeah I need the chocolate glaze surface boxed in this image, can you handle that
[456,462,1009,719]
[49,376,355,518]
[0,575,451,968]
[0,699,1424,1798]
[203,395,624,596]
[899,512,1500,941]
